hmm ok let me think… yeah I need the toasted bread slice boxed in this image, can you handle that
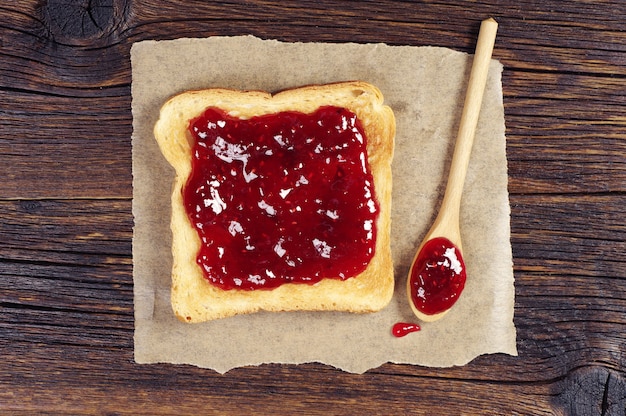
[154,81,395,322]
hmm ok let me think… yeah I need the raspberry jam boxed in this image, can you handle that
[184,106,379,290]
[408,237,466,315]
[392,322,421,337]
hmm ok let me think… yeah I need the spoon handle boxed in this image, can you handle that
[438,18,498,228]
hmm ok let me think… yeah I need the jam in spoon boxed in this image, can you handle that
[407,18,498,322]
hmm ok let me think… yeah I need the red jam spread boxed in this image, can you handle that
[392,322,421,337]
[184,106,379,290]
[408,237,466,315]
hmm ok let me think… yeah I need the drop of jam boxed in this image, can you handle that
[392,322,421,337]
[184,106,379,290]
[409,237,466,316]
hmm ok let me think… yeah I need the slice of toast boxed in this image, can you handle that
[154,81,395,322]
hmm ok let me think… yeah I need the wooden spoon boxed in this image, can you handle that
[407,18,498,322]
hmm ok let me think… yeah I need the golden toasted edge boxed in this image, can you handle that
[153,81,395,322]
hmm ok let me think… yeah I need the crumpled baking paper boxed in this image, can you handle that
[131,36,517,374]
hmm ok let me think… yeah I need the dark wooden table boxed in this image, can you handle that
[2,1,625,414]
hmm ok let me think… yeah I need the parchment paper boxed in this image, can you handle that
[131,36,517,374]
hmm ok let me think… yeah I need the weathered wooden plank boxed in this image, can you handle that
[0,1,625,96]
[0,199,132,252]
[0,91,133,199]
[3,73,624,198]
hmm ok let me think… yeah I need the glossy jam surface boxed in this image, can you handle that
[184,106,379,290]
[392,322,421,337]
[409,237,466,315]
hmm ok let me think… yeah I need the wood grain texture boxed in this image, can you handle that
[1,0,625,414]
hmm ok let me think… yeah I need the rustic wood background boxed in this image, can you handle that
[1,1,625,414]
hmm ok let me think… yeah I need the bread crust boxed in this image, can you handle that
[154,81,395,322]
